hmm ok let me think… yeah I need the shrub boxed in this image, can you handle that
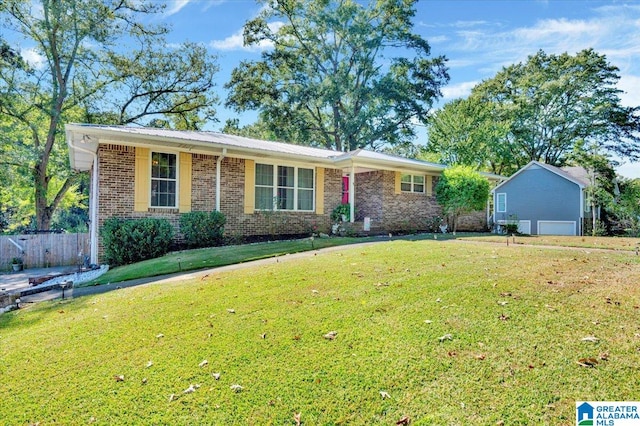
[330,203,351,223]
[179,211,226,249]
[101,217,174,266]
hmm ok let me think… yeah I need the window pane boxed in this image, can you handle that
[414,175,424,184]
[255,187,274,210]
[414,184,424,193]
[256,164,274,186]
[298,168,314,189]
[497,194,506,212]
[278,166,294,187]
[401,174,412,184]
[298,189,313,210]
[401,182,412,192]
[277,187,294,210]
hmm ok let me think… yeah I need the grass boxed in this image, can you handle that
[86,233,468,286]
[1,238,640,424]
[459,233,640,252]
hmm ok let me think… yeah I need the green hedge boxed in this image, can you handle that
[179,211,226,249]
[101,217,174,266]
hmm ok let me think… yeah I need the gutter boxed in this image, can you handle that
[215,148,227,211]
[67,134,99,265]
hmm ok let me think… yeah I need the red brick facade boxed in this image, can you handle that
[95,144,487,260]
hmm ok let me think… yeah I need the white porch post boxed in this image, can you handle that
[349,163,355,223]
[215,148,227,212]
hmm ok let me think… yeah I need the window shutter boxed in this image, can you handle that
[244,159,255,214]
[426,175,433,196]
[134,147,150,212]
[394,171,401,194]
[315,167,324,215]
[179,152,192,213]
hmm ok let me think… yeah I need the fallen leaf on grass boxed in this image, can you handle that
[439,334,453,342]
[599,352,609,361]
[260,333,267,339]
[183,384,201,394]
[311,289,319,294]
[114,375,125,382]
[380,391,391,399]
[156,333,164,339]
[227,309,235,314]
[294,412,301,426]
[142,378,147,384]
[324,331,338,340]
[499,313,510,321]
[500,292,512,297]
[396,415,411,425]
[447,351,457,357]
[581,336,599,342]
[424,320,432,324]
[497,301,508,306]
[212,373,221,380]
[577,357,599,367]
[168,394,176,402]
[146,361,153,368]
[230,384,243,393]
[199,360,208,368]
[475,354,486,360]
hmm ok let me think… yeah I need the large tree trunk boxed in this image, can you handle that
[34,161,53,230]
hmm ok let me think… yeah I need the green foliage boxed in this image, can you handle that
[101,217,174,266]
[330,203,351,223]
[435,166,490,232]
[0,0,219,230]
[179,211,226,249]
[225,0,448,151]
[427,49,640,173]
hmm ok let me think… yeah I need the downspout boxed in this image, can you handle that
[68,136,99,265]
[579,188,585,236]
[215,148,227,212]
[349,162,355,223]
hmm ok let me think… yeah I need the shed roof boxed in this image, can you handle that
[492,160,589,193]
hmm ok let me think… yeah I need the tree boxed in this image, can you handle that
[225,0,448,152]
[426,49,640,173]
[435,166,489,233]
[0,0,218,230]
[423,97,515,175]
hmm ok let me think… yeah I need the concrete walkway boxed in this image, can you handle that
[0,266,76,293]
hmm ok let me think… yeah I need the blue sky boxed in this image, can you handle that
[158,0,640,177]
[12,0,640,176]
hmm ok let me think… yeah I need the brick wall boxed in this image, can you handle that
[96,145,342,260]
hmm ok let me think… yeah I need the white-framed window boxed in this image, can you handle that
[496,193,507,213]
[255,163,315,211]
[401,174,425,193]
[151,152,177,208]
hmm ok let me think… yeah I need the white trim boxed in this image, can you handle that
[400,173,426,194]
[254,162,315,212]
[150,151,179,209]
[496,193,507,213]
[537,220,577,236]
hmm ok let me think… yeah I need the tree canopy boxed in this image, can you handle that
[435,166,489,233]
[225,0,449,152]
[425,49,640,174]
[0,0,219,230]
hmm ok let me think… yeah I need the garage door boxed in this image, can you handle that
[538,221,576,236]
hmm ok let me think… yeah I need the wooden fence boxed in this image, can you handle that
[0,233,89,271]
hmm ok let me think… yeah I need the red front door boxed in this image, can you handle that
[342,176,349,204]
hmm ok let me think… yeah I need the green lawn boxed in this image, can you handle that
[459,233,640,251]
[1,239,639,424]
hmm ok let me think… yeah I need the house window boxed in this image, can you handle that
[255,163,314,211]
[496,193,507,213]
[151,152,177,207]
[401,174,425,193]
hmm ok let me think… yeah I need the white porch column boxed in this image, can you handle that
[349,164,355,223]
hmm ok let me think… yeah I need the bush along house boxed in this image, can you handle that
[66,124,503,263]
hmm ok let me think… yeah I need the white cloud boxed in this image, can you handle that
[210,22,284,52]
[21,48,46,69]
[617,75,640,107]
[441,81,478,100]
[165,0,191,17]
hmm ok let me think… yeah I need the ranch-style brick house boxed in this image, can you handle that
[66,124,502,263]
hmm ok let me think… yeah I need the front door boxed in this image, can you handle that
[342,176,349,204]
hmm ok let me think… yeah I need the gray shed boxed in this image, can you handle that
[491,161,591,235]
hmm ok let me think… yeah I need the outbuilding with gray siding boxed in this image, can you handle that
[491,161,590,236]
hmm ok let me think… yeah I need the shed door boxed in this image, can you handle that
[538,221,576,236]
